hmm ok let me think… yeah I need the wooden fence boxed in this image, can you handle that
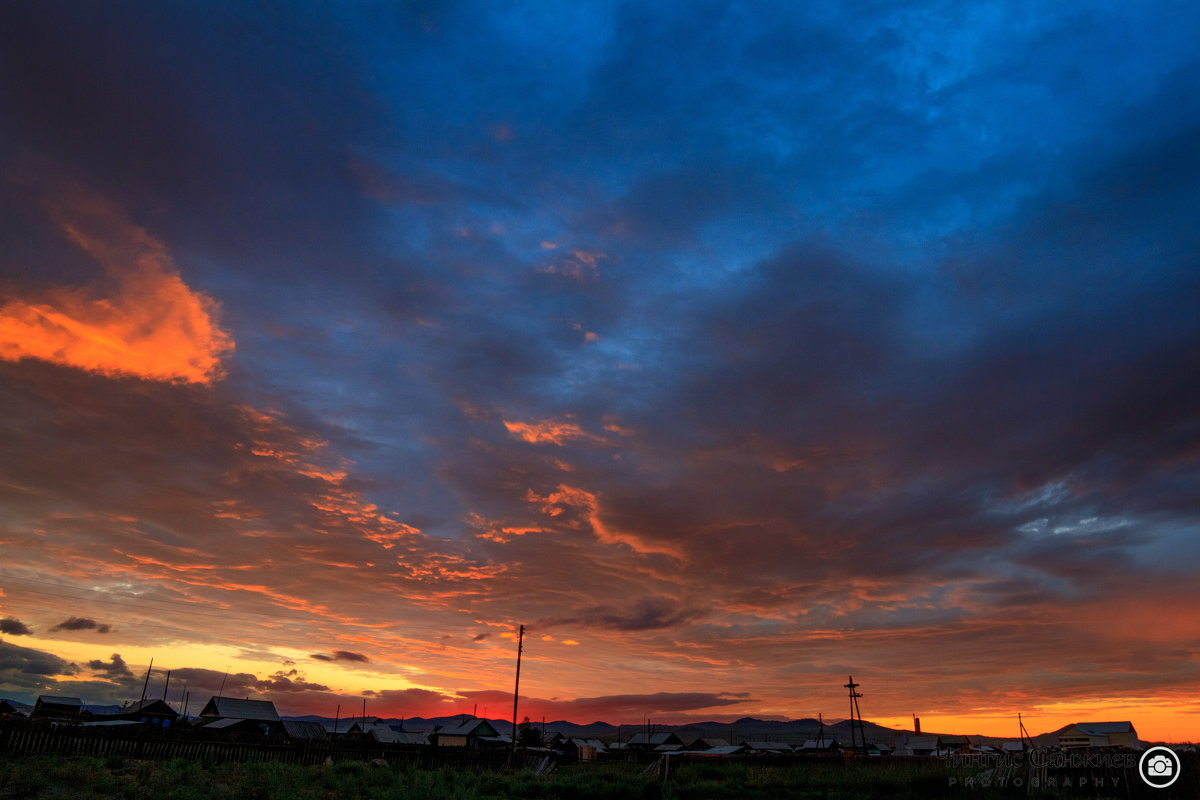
[0,721,510,769]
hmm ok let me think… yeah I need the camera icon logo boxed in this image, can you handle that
[1139,746,1182,788]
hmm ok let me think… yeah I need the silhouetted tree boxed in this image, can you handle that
[518,716,541,747]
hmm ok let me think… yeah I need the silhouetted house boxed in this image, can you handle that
[196,697,282,736]
[903,736,940,756]
[430,718,507,748]
[626,732,684,752]
[865,742,892,756]
[1001,741,1026,754]
[97,699,178,727]
[282,720,329,742]
[32,696,83,721]
[683,744,748,757]
[687,737,730,751]
[1058,722,1138,750]
[742,740,792,755]
[799,738,840,753]
[937,736,970,755]
[345,720,426,745]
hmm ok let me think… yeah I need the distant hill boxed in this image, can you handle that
[269,713,1137,748]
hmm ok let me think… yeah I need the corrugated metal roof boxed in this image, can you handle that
[282,720,329,740]
[202,717,245,729]
[200,697,280,722]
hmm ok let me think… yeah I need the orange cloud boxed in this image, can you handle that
[0,185,233,383]
[503,418,592,445]
[541,249,606,280]
[526,484,682,558]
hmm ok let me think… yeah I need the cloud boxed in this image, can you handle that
[540,597,705,632]
[0,182,233,384]
[86,653,133,679]
[503,418,594,445]
[310,650,370,663]
[0,617,32,636]
[0,641,76,680]
[50,617,112,634]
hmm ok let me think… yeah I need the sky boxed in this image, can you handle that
[1,1,1198,742]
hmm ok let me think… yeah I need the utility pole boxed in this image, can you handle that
[510,624,524,757]
[844,675,865,754]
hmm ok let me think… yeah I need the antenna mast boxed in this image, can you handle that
[139,658,154,706]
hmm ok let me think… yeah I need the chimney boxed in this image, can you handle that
[913,715,921,735]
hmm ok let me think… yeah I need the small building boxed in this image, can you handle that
[798,738,840,753]
[32,696,83,721]
[430,717,507,748]
[937,736,970,755]
[196,697,282,736]
[345,720,427,745]
[903,736,940,756]
[682,744,749,757]
[1058,722,1138,750]
[742,740,792,755]
[98,699,179,727]
[282,720,329,742]
[625,731,685,751]
[557,737,608,761]
[687,737,731,750]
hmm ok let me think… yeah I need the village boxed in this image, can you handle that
[0,692,1161,766]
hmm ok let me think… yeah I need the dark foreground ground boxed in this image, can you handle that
[0,753,1183,800]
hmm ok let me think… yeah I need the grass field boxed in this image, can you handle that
[0,754,1103,800]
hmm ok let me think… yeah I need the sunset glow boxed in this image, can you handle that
[1,1,1199,746]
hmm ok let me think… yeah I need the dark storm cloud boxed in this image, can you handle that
[0,1,386,284]
[540,597,705,632]
[0,641,76,679]
[50,617,112,634]
[0,617,32,636]
[86,653,133,679]
[456,689,752,723]
[2,0,1199,732]
[0,642,74,675]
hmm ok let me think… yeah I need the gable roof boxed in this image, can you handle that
[1072,721,1135,735]
[198,697,280,722]
[436,718,500,738]
[800,738,838,749]
[36,696,82,708]
[124,699,178,716]
[627,732,683,746]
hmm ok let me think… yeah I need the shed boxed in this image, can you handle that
[282,720,329,741]
[33,696,83,721]
[198,697,280,722]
